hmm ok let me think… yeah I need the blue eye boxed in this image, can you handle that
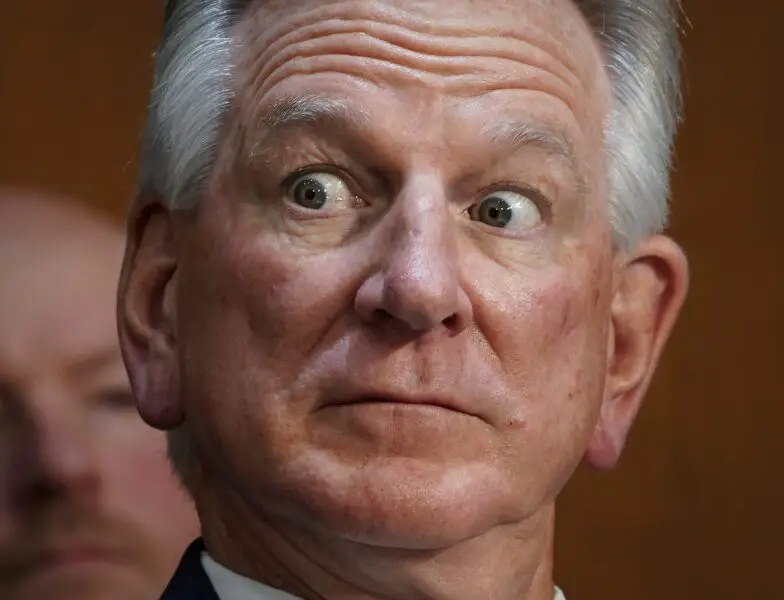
[469,190,542,230]
[475,195,513,228]
[290,172,354,210]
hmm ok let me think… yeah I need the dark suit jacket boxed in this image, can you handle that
[159,539,220,600]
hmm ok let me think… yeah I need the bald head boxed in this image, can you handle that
[0,188,197,600]
[0,187,124,266]
[0,189,124,382]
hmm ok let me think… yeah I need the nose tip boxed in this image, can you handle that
[382,273,471,332]
[355,268,472,336]
[15,419,102,504]
[355,179,473,337]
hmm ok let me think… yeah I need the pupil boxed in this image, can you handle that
[294,178,327,209]
[481,197,512,228]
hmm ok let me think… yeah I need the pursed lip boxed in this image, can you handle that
[323,390,485,422]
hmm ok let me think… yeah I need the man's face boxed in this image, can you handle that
[126,0,685,553]
[0,200,198,600]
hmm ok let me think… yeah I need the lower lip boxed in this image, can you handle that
[325,400,471,429]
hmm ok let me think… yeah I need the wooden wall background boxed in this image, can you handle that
[1,2,781,598]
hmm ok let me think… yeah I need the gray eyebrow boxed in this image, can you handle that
[249,94,367,163]
[248,94,588,191]
[480,119,588,191]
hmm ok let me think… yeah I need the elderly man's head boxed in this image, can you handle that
[120,0,688,598]
[0,190,198,600]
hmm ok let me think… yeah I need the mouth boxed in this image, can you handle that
[41,546,122,566]
[7,540,129,581]
[326,393,483,421]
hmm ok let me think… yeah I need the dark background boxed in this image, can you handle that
[1,2,781,598]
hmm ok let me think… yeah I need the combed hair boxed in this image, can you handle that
[140,0,683,479]
[141,0,682,247]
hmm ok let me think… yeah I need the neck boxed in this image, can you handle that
[195,476,557,600]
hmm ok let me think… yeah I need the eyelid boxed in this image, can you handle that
[91,389,136,410]
[285,165,350,192]
[479,183,551,206]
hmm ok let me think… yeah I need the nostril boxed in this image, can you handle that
[443,313,459,329]
[373,308,394,323]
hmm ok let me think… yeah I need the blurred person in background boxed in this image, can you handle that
[0,188,199,600]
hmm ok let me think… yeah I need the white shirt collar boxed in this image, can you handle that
[202,552,566,600]
[202,552,301,600]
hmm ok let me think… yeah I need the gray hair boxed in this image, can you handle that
[141,0,683,481]
[141,0,682,248]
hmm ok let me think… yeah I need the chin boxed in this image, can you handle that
[5,571,153,600]
[270,452,515,550]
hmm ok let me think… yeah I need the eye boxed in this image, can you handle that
[289,172,356,211]
[0,382,17,428]
[92,389,136,411]
[469,190,542,230]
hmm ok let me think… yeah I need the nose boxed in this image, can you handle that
[10,398,102,506]
[354,180,473,336]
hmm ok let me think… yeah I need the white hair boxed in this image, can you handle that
[141,0,683,480]
[141,0,682,248]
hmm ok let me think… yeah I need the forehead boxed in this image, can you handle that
[0,229,123,378]
[230,0,609,162]
[242,0,596,53]
[235,0,603,87]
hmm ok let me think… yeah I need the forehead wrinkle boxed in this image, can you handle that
[235,1,598,111]
[246,23,582,98]
[241,0,587,84]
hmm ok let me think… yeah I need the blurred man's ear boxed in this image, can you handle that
[118,193,183,430]
[585,235,689,470]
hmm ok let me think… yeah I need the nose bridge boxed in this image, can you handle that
[389,181,455,284]
[359,176,472,333]
[18,383,102,499]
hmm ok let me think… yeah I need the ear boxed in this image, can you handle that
[585,235,689,470]
[117,192,183,430]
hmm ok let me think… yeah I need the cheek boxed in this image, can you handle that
[479,260,611,438]
[175,210,366,465]
[483,267,611,502]
[179,209,359,362]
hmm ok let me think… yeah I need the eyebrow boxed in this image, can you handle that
[480,119,588,191]
[248,94,587,189]
[67,345,124,380]
[249,94,367,163]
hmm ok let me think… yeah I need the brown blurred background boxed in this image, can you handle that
[1,1,781,598]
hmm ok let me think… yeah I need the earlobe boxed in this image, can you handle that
[117,195,184,430]
[585,235,689,470]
